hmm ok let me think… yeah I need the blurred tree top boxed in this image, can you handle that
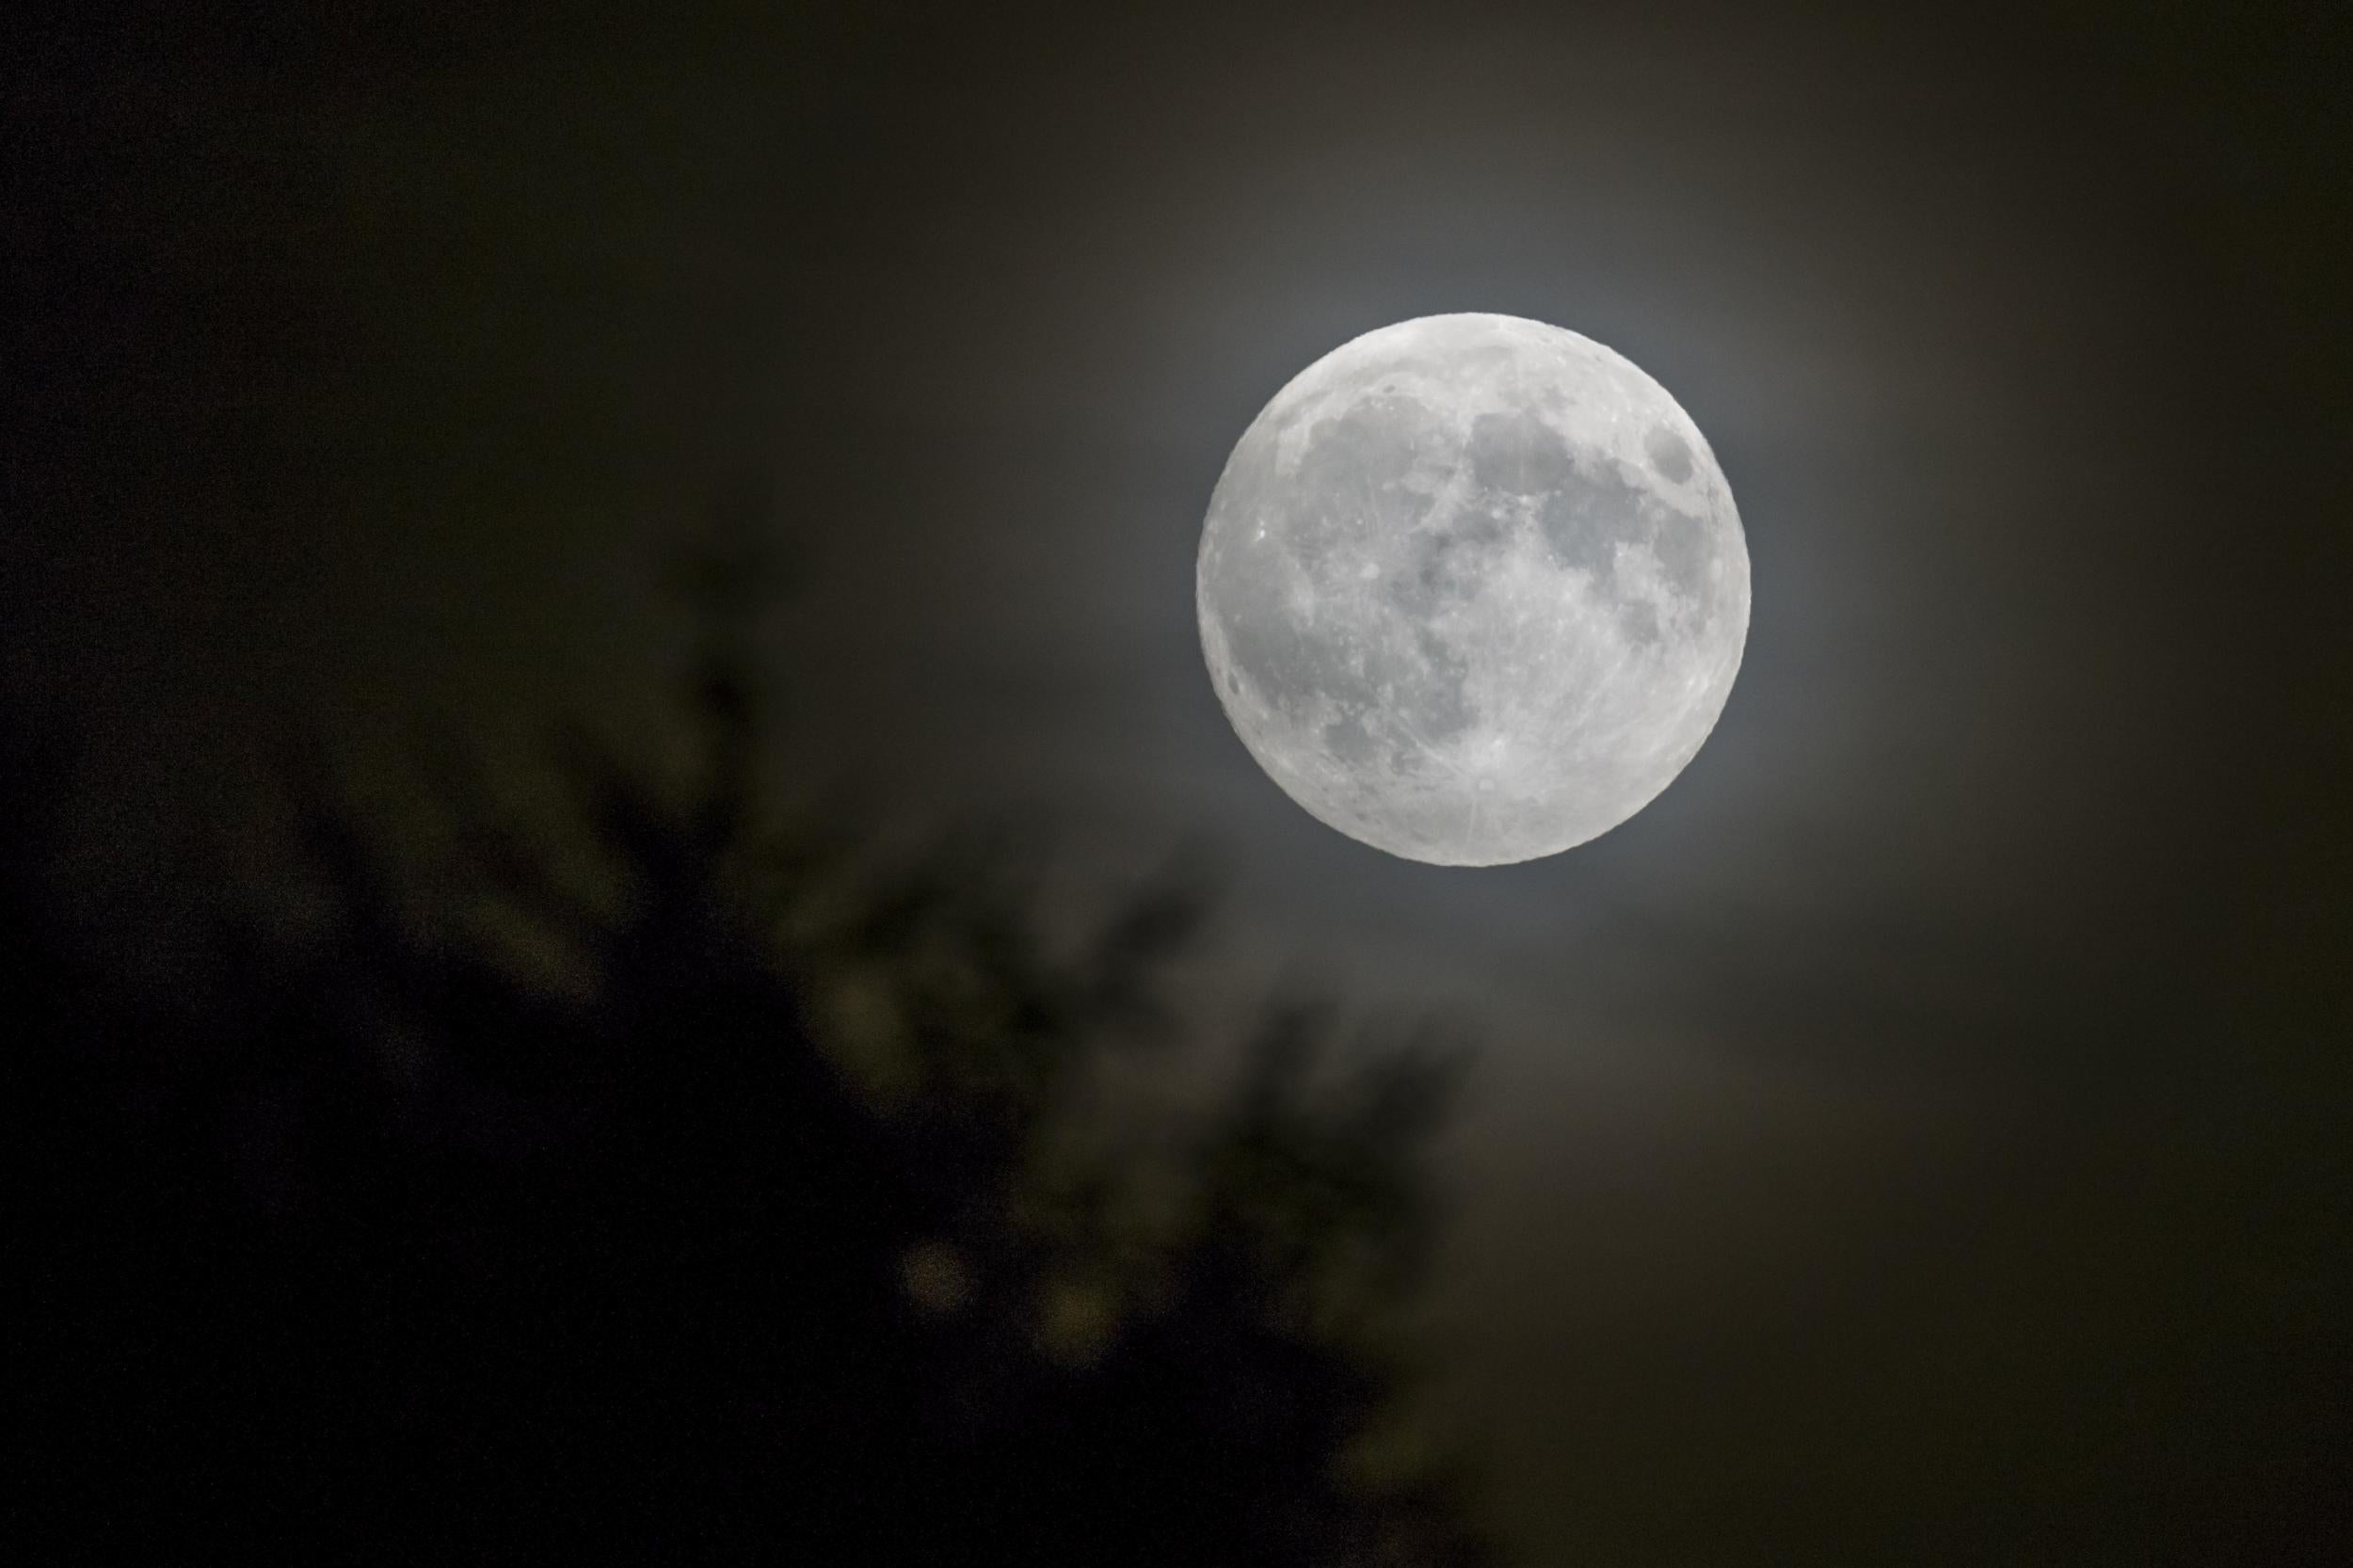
[8,560,1493,1565]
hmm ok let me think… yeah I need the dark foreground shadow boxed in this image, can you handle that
[8,655,1493,1564]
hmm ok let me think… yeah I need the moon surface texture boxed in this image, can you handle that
[1197,313,1750,866]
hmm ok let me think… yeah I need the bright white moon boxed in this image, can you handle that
[1197,312,1750,866]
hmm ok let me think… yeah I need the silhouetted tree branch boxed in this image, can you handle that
[7,585,1494,1565]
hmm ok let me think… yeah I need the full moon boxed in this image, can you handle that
[1197,313,1750,866]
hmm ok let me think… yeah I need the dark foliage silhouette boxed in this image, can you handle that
[8,623,1491,1562]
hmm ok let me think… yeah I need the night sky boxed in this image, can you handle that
[10,1,2351,1559]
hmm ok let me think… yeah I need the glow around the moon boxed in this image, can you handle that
[1197,312,1749,866]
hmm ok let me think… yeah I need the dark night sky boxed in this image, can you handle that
[9,1,2351,1559]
